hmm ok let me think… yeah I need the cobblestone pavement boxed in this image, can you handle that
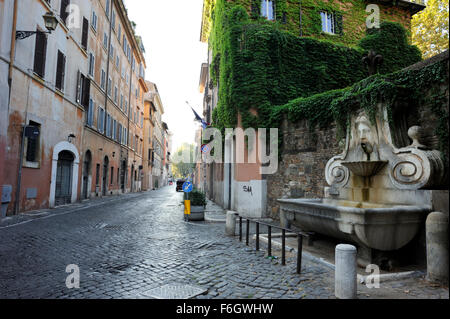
[0,187,447,299]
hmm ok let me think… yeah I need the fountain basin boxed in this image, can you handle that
[278,198,430,251]
[341,161,388,177]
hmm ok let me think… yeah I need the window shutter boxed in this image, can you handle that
[60,0,70,25]
[335,13,343,35]
[56,51,66,91]
[76,70,82,104]
[61,54,66,90]
[82,17,89,50]
[82,76,91,108]
[33,31,47,78]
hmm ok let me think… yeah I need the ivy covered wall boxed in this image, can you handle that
[203,0,416,47]
[209,2,422,134]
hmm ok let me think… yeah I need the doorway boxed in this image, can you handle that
[55,151,75,206]
[82,151,92,199]
[102,156,109,196]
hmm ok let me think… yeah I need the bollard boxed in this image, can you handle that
[225,211,238,236]
[335,244,357,299]
[426,212,449,284]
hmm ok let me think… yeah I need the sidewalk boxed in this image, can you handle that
[0,191,147,229]
[202,198,448,299]
[204,199,227,223]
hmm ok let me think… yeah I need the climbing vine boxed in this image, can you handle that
[206,0,447,163]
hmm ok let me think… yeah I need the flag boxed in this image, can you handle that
[190,107,209,129]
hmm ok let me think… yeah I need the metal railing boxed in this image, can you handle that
[238,217,310,274]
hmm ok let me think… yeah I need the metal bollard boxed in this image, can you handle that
[239,217,242,242]
[281,229,286,266]
[256,223,260,251]
[268,226,272,257]
[246,219,250,246]
[335,244,357,299]
[297,235,303,274]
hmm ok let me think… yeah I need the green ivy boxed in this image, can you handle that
[271,59,449,164]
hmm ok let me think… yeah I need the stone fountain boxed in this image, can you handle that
[278,106,447,266]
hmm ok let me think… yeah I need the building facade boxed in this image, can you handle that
[0,0,150,215]
[145,81,165,190]
[197,0,426,218]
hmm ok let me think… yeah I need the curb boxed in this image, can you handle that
[256,233,425,283]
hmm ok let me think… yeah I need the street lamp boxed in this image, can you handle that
[16,11,58,40]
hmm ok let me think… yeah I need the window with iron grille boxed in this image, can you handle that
[25,121,41,163]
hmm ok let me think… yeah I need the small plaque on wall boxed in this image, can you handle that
[26,188,37,199]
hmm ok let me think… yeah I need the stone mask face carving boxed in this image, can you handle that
[356,115,374,145]
[352,113,379,161]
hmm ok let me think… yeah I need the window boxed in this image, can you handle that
[107,78,112,96]
[118,25,122,42]
[105,0,110,17]
[76,71,90,108]
[111,10,116,31]
[88,53,95,77]
[261,0,274,21]
[110,44,114,59]
[114,86,118,103]
[97,108,105,133]
[25,121,40,163]
[81,17,89,50]
[60,0,70,25]
[55,50,66,91]
[87,98,95,126]
[112,119,117,140]
[101,69,106,90]
[103,33,108,49]
[33,30,47,78]
[106,113,111,137]
[124,100,128,115]
[118,123,123,143]
[120,94,124,110]
[91,11,98,31]
[116,55,119,69]
[320,11,335,34]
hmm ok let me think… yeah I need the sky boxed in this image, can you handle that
[124,0,208,152]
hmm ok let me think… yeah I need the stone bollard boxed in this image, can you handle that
[225,211,238,236]
[335,244,357,299]
[426,212,449,284]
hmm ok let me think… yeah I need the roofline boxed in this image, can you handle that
[370,0,426,15]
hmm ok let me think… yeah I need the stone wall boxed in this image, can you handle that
[266,119,341,219]
[267,51,450,220]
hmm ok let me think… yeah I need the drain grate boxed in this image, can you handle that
[142,284,207,299]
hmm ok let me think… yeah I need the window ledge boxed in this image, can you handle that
[55,88,65,97]
[321,31,338,36]
[23,161,40,169]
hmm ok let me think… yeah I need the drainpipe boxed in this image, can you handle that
[9,0,20,215]
[8,0,18,94]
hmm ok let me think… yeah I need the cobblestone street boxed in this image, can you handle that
[0,186,447,299]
